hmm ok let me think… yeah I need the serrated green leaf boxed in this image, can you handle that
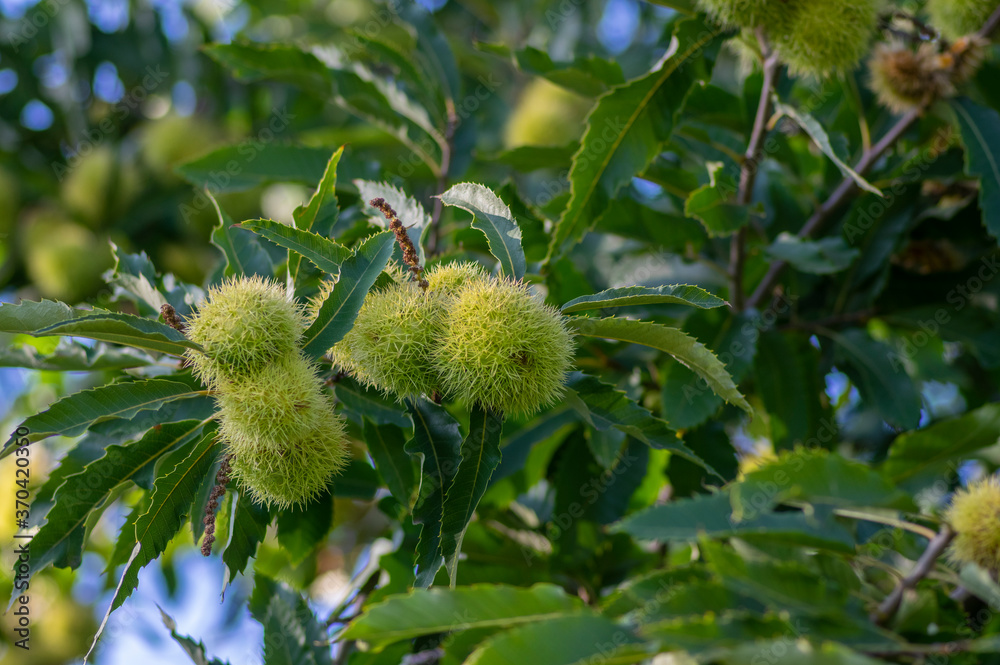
[612,493,855,552]
[406,399,463,588]
[465,615,641,665]
[205,42,332,89]
[11,419,207,603]
[363,419,417,509]
[882,402,1000,486]
[35,312,201,356]
[250,574,333,665]
[207,189,276,279]
[563,372,711,472]
[276,486,334,565]
[545,18,722,263]
[238,218,351,276]
[301,231,395,357]
[773,100,883,197]
[715,640,888,665]
[438,183,525,280]
[569,317,752,415]
[221,491,272,597]
[561,284,727,314]
[341,583,584,651]
[753,330,827,451]
[440,406,503,586]
[110,426,219,610]
[4,378,205,454]
[953,96,1000,239]
[293,145,343,236]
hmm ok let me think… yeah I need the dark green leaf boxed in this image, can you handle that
[301,231,395,357]
[363,419,418,509]
[612,493,855,552]
[341,584,584,651]
[730,448,915,519]
[684,161,750,237]
[830,329,922,430]
[177,144,333,193]
[405,399,463,587]
[335,377,410,427]
[766,233,860,275]
[465,615,641,665]
[221,491,272,596]
[36,313,200,356]
[250,574,333,665]
[16,419,207,596]
[207,190,276,279]
[438,183,526,280]
[546,18,722,262]
[561,284,727,314]
[0,340,153,372]
[5,378,204,453]
[237,218,351,276]
[753,330,828,451]
[953,97,1000,239]
[476,43,624,97]
[563,372,711,472]
[276,487,334,565]
[111,427,219,610]
[570,317,752,415]
[440,406,504,586]
[293,145,343,236]
[882,402,1000,486]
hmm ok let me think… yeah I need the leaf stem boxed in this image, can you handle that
[428,99,458,255]
[732,35,781,312]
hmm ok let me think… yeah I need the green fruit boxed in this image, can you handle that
[927,0,995,40]
[59,145,140,229]
[503,79,591,149]
[217,353,333,448]
[433,278,574,414]
[20,209,113,303]
[696,0,781,28]
[185,276,306,386]
[425,261,489,294]
[140,114,222,180]
[331,282,445,399]
[945,476,1000,571]
[772,0,881,77]
[227,412,349,510]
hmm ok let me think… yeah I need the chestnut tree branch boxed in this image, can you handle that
[731,37,781,312]
[871,526,954,626]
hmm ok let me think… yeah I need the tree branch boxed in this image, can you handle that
[871,526,954,626]
[427,99,458,255]
[731,37,781,312]
[746,4,1000,310]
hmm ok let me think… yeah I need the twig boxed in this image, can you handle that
[745,106,921,309]
[871,526,954,625]
[428,99,458,255]
[731,37,781,312]
[747,4,1000,310]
